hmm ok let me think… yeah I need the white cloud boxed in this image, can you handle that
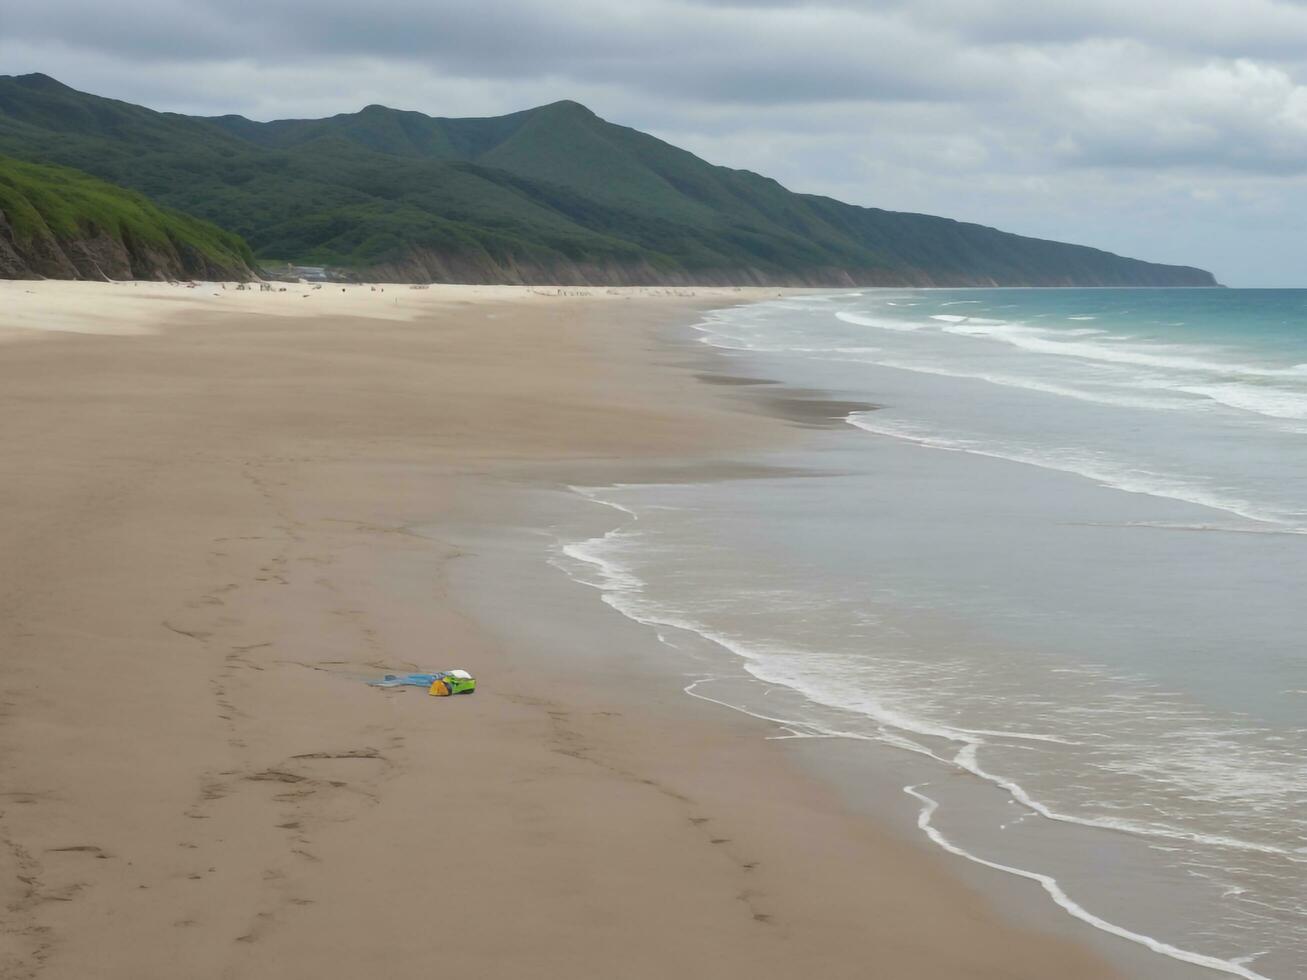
[1059,58,1307,172]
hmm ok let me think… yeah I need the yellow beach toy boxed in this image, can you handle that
[428,669,476,696]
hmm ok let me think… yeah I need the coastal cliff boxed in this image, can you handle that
[0,155,254,281]
[354,244,1216,289]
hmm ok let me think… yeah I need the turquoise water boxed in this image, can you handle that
[554,290,1307,978]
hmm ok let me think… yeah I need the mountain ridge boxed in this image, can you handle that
[0,74,1218,286]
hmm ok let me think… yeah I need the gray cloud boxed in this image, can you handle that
[4,0,1306,283]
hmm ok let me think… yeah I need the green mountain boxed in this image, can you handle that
[0,73,1216,286]
[0,154,254,280]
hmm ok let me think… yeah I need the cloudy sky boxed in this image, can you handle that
[6,0,1306,285]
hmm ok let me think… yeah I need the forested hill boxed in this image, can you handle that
[0,73,1217,286]
[0,154,253,281]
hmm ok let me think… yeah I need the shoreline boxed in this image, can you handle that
[1,281,1122,978]
[625,298,1288,979]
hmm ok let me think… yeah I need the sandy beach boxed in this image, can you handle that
[0,280,1120,979]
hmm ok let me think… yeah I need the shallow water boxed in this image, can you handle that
[551,290,1307,979]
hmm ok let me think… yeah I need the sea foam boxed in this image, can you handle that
[549,475,1305,975]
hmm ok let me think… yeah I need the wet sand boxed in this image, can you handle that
[0,281,1118,979]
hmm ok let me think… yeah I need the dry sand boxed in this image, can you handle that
[0,281,1119,979]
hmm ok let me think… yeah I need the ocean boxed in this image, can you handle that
[552,289,1307,978]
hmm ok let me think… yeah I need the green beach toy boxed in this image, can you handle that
[429,669,476,696]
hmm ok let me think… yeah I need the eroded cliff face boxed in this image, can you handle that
[0,210,252,282]
[358,245,1217,288]
[358,248,772,287]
